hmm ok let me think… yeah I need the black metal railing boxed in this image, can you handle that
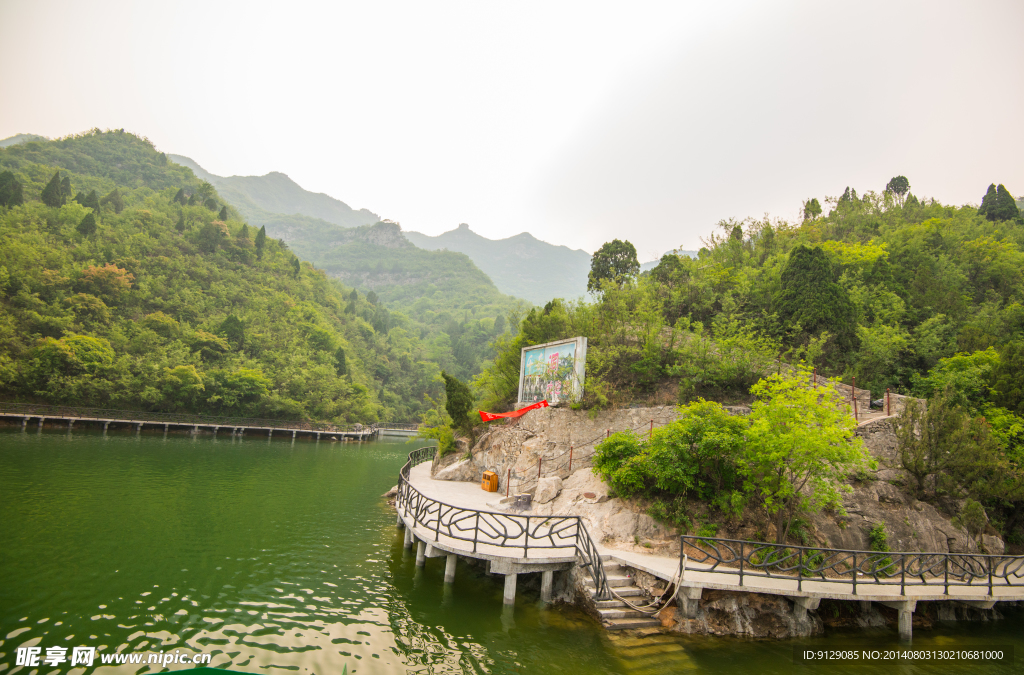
[681,535,1024,595]
[397,446,611,600]
[0,401,373,433]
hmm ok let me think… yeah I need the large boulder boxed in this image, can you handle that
[535,476,563,504]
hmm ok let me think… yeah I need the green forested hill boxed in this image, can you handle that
[0,130,442,422]
[164,155,528,380]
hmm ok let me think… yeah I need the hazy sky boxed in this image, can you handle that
[1,1,1021,260]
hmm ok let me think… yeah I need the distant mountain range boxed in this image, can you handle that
[404,225,593,305]
[0,133,47,148]
[165,154,599,305]
[167,154,380,229]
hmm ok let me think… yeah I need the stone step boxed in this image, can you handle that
[593,574,633,587]
[603,617,663,631]
[615,642,686,658]
[598,607,652,620]
[609,634,680,648]
[591,585,645,598]
[595,599,629,609]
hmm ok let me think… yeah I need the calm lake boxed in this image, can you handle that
[1,428,1021,674]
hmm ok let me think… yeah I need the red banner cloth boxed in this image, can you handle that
[479,400,549,422]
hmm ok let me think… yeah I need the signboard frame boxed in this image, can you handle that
[516,336,587,406]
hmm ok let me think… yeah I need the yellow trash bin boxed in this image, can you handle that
[481,470,499,492]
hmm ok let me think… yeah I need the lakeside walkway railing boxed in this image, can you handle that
[681,535,1024,595]
[0,401,373,433]
[396,446,612,600]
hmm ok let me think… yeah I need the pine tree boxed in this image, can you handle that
[173,188,187,205]
[101,188,124,214]
[218,314,245,351]
[204,197,219,212]
[292,257,301,278]
[254,225,266,259]
[366,290,379,305]
[239,223,250,240]
[41,171,64,207]
[60,176,72,203]
[77,212,97,236]
[84,190,101,212]
[187,193,199,206]
[334,346,348,376]
[349,289,358,302]
[442,371,474,438]
[176,211,186,232]
[0,171,24,207]
[777,244,859,361]
[218,206,228,221]
[978,183,1019,221]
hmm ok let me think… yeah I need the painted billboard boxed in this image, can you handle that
[517,337,587,406]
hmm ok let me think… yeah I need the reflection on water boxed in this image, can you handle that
[1,428,1022,675]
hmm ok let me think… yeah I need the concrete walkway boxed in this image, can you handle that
[405,462,1024,638]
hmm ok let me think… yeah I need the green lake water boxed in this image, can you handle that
[1,428,1022,674]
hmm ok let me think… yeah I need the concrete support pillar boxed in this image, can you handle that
[860,600,872,614]
[679,586,702,619]
[881,600,915,641]
[193,425,199,435]
[898,608,913,641]
[268,429,273,437]
[213,427,218,436]
[415,541,426,566]
[38,418,45,429]
[292,430,297,439]
[540,570,553,602]
[789,596,820,622]
[316,432,321,441]
[103,421,110,432]
[22,417,29,429]
[67,420,73,430]
[136,423,142,433]
[444,554,457,584]
[396,513,405,528]
[503,573,517,605]
[404,527,413,549]
[165,424,169,432]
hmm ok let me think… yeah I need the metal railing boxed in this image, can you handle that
[0,401,372,433]
[378,423,421,431]
[397,446,611,600]
[681,535,1024,595]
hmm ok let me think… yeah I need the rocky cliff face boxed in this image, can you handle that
[434,404,1003,556]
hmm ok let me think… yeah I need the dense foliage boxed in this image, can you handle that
[593,371,869,544]
[0,130,444,422]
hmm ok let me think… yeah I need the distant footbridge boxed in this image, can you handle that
[0,402,418,440]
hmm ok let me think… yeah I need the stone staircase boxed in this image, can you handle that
[585,561,662,630]
[606,633,692,674]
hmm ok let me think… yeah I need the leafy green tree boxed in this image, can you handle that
[885,176,910,207]
[992,341,1024,416]
[203,197,218,211]
[0,170,23,207]
[493,314,506,335]
[839,186,858,203]
[100,188,124,213]
[802,198,822,221]
[588,239,640,292]
[76,212,97,236]
[978,183,1020,222]
[740,370,869,544]
[442,370,474,439]
[175,211,186,232]
[777,244,858,361]
[895,388,1004,500]
[187,193,199,206]
[218,205,228,221]
[366,290,379,305]
[41,171,65,207]
[953,499,988,548]
[593,398,747,504]
[255,225,267,259]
